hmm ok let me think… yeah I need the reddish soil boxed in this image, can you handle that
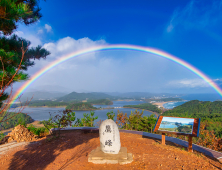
[0,131,221,170]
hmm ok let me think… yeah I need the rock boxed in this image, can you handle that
[99,119,121,154]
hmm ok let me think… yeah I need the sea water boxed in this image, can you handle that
[163,101,187,109]
[11,100,154,127]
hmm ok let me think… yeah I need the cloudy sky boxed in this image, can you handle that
[12,0,222,97]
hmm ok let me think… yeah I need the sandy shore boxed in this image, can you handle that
[152,101,173,109]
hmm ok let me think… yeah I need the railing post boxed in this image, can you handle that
[188,135,193,152]
[162,133,165,145]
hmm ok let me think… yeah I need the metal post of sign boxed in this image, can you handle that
[162,133,165,145]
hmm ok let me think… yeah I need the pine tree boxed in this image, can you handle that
[0,0,50,122]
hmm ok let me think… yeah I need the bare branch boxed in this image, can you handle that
[0,56,5,90]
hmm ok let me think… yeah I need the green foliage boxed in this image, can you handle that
[80,111,98,127]
[0,0,50,107]
[72,118,84,127]
[0,0,49,98]
[0,0,45,35]
[0,112,34,130]
[0,131,5,141]
[88,99,113,105]
[124,103,162,113]
[119,110,157,133]
[16,117,27,127]
[27,100,69,107]
[107,111,115,120]
[66,102,97,110]
[42,109,76,137]
[0,35,50,88]
[27,124,48,137]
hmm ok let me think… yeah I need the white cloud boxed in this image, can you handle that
[37,29,44,34]
[45,24,52,32]
[166,0,222,32]
[43,36,106,61]
[14,30,24,36]
[11,25,221,94]
[214,78,222,85]
[14,30,42,47]
[167,78,210,88]
[20,36,213,93]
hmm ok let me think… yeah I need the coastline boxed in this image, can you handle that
[152,101,171,109]
[152,100,187,109]
[26,106,66,108]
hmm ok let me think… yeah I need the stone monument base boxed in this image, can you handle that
[88,147,133,165]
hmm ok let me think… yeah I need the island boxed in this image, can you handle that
[66,102,97,110]
[66,99,113,110]
[123,103,162,117]
[23,99,113,109]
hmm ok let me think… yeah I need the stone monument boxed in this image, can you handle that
[88,119,133,164]
[99,119,121,154]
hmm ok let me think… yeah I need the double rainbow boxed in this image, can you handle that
[12,44,222,104]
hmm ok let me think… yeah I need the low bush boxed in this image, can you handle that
[27,124,48,137]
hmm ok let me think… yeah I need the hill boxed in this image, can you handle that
[123,103,161,113]
[0,112,34,130]
[66,102,97,110]
[162,100,222,120]
[57,92,114,102]
[88,99,113,105]
[26,100,69,107]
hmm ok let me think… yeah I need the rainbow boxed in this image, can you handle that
[11,44,222,104]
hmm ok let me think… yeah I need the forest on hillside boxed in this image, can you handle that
[123,103,162,113]
[26,100,69,107]
[87,99,113,105]
[25,99,113,108]
[0,113,34,130]
[66,102,97,110]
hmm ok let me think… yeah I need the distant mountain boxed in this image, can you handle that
[19,91,67,102]
[27,85,73,93]
[57,92,114,102]
[104,92,179,98]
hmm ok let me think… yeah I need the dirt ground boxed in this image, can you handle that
[0,131,221,170]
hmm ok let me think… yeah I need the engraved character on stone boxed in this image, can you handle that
[105,140,112,147]
[105,125,112,133]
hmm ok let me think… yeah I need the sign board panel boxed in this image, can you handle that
[154,116,200,137]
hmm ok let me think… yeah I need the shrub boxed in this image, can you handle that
[80,111,98,127]
[118,110,157,132]
[0,132,5,141]
[27,124,48,137]
[42,109,76,137]
[106,111,115,120]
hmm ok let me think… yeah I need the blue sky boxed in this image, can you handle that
[12,0,222,97]
[161,117,194,124]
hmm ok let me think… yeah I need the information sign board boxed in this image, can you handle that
[154,116,200,137]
